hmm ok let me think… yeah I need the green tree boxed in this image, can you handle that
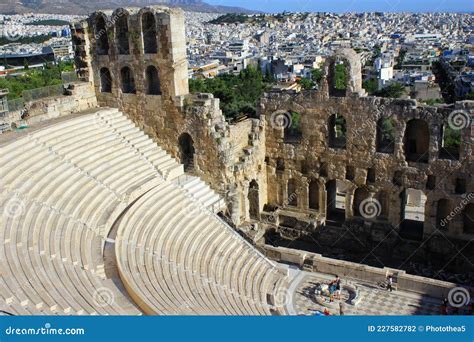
[0,62,64,99]
[363,79,378,94]
[189,66,274,120]
[334,63,347,90]
[375,83,405,98]
[297,77,314,90]
[443,125,461,150]
[311,68,324,84]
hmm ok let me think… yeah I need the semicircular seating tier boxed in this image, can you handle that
[0,108,289,315]
[115,182,288,315]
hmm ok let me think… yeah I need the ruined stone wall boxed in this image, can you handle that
[7,82,97,127]
[261,90,473,241]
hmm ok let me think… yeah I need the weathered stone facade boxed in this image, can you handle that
[262,91,473,239]
[72,6,473,279]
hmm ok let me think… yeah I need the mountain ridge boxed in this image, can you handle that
[0,0,256,15]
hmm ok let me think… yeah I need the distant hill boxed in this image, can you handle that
[208,12,311,25]
[0,0,256,15]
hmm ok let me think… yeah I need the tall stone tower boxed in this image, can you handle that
[72,6,189,107]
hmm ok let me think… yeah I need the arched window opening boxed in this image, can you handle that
[142,12,158,54]
[376,117,395,153]
[248,180,259,220]
[439,124,460,160]
[145,65,161,95]
[99,67,112,93]
[116,14,130,55]
[178,133,195,172]
[328,114,347,149]
[95,16,109,55]
[120,67,136,94]
[283,111,302,143]
[329,59,348,97]
[404,119,430,163]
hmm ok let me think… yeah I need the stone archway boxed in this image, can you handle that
[248,180,259,220]
[328,114,347,149]
[142,11,158,54]
[99,67,112,93]
[324,48,364,97]
[145,65,161,95]
[376,117,395,153]
[115,12,130,55]
[94,15,109,55]
[120,66,136,94]
[178,133,195,172]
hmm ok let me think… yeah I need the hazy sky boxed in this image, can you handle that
[206,0,474,13]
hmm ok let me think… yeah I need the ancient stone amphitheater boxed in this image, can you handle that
[0,108,288,315]
[1,6,472,316]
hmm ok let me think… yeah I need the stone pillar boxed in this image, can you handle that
[390,190,403,227]
[321,182,327,222]
[240,184,248,222]
[229,185,241,226]
[424,196,437,235]
[346,185,356,220]
[300,178,309,210]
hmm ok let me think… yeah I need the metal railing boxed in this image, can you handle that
[61,71,79,84]
[6,71,81,111]
[22,84,64,102]
[6,98,24,112]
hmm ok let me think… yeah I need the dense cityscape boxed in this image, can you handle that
[0,2,472,330]
[1,11,473,108]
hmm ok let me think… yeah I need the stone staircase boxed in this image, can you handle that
[174,175,226,214]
